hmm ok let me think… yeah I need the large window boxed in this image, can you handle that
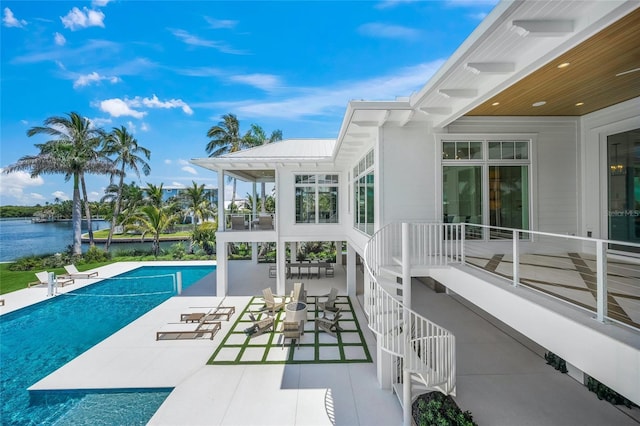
[295,174,339,224]
[354,150,374,235]
[442,139,530,238]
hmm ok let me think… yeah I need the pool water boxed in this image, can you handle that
[0,265,215,425]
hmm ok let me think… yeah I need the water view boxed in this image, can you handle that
[0,218,110,262]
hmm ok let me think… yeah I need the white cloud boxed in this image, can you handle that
[0,170,44,204]
[139,122,149,132]
[126,121,137,133]
[230,73,282,92]
[61,7,105,31]
[178,159,190,166]
[376,0,418,9]
[73,71,121,88]
[468,12,489,20]
[170,29,246,54]
[90,117,112,127]
[164,159,172,165]
[358,23,420,40]
[204,60,444,119]
[52,191,70,201]
[171,181,185,188]
[139,94,193,115]
[30,193,46,201]
[20,119,28,125]
[54,32,66,46]
[204,17,238,29]
[3,7,27,27]
[88,191,100,202]
[92,0,112,6]
[99,98,146,118]
[181,166,198,175]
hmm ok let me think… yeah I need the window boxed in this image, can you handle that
[354,150,374,235]
[295,174,339,223]
[442,139,530,239]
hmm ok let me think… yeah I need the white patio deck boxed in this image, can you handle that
[4,260,639,424]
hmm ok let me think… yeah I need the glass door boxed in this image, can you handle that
[607,129,640,251]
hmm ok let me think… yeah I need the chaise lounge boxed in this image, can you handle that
[156,319,221,340]
[180,306,236,322]
[28,271,74,288]
[245,313,275,337]
[63,264,98,279]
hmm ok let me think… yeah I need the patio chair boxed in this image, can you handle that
[245,313,275,337]
[262,287,286,315]
[281,320,303,349]
[63,264,98,279]
[289,282,306,304]
[258,215,273,230]
[180,306,236,322]
[315,309,343,338]
[231,215,246,230]
[156,320,221,341]
[317,287,339,312]
[28,271,74,288]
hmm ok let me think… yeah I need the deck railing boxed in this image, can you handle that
[363,222,457,402]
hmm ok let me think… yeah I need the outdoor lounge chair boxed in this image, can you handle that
[315,308,343,338]
[262,287,286,315]
[180,306,236,322]
[289,282,306,304]
[63,264,98,279]
[231,215,246,230]
[28,271,74,288]
[317,287,339,312]
[281,320,303,349]
[156,320,221,340]
[245,313,274,337]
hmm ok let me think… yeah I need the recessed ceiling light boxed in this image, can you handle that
[532,101,546,107]
[492,102,500,106]
[557,62,570,68]
[575,102,584,106]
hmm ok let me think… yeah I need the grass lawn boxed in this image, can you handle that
[0,261,116,294]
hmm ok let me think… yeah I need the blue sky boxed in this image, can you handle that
[1,0,496,206]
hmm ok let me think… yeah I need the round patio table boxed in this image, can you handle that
[285,301,307,325]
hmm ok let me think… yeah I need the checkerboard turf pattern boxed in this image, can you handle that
[207,295,372,364]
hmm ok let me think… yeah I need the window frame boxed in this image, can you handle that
[294,173,339,224]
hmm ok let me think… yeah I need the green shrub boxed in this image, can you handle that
[545,351,568,373]
[8,256,43,271]
[82,246,111,263]
[413,392,477,426]
[586,376,637,408]
[169,242,186,259]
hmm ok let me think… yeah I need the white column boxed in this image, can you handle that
[277,239,287,295]
[217,170,225,232]
[252,242,258,263]
[347,243,356,297]
[596,240,607,322]
[335,241,341,264]
[290,242,297,263]
[403,369,412,426]
[252,182,257,228]
[216,241,228,296]
[402,223,411,310]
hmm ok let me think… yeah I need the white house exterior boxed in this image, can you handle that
[192,1,640,423]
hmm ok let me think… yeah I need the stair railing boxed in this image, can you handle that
[364,222,457,395]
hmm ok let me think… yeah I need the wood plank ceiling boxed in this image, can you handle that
[466,8,640,117]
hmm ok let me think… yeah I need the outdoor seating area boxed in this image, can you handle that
[156,320,222,341]
[28,271,74,288]
[208,294,371,364]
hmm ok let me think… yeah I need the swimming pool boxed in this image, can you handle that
[0,265,215,425]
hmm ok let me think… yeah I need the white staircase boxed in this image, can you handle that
[363,222,459,415]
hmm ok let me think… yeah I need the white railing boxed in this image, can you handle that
[363,222,457,397]
[461,223,640,330]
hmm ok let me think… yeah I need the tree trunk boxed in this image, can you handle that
[105,170,125,251]
[72,175,82,256]
[261,182,266,214]
[80,174,94,246]
[231,178,237,208]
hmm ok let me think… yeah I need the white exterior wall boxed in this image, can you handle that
[446,117,580,235]
[580,97,640,239]
[380,123,438,225]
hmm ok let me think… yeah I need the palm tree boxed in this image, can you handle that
[102,126,151,250]
[3,112,117,255]
[206,114,252,207]
[245,124,282,213]
[182,181,216,231]
[126,205,177,257]
[144,183,164,208]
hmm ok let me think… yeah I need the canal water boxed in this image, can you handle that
[0,218,111,262]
